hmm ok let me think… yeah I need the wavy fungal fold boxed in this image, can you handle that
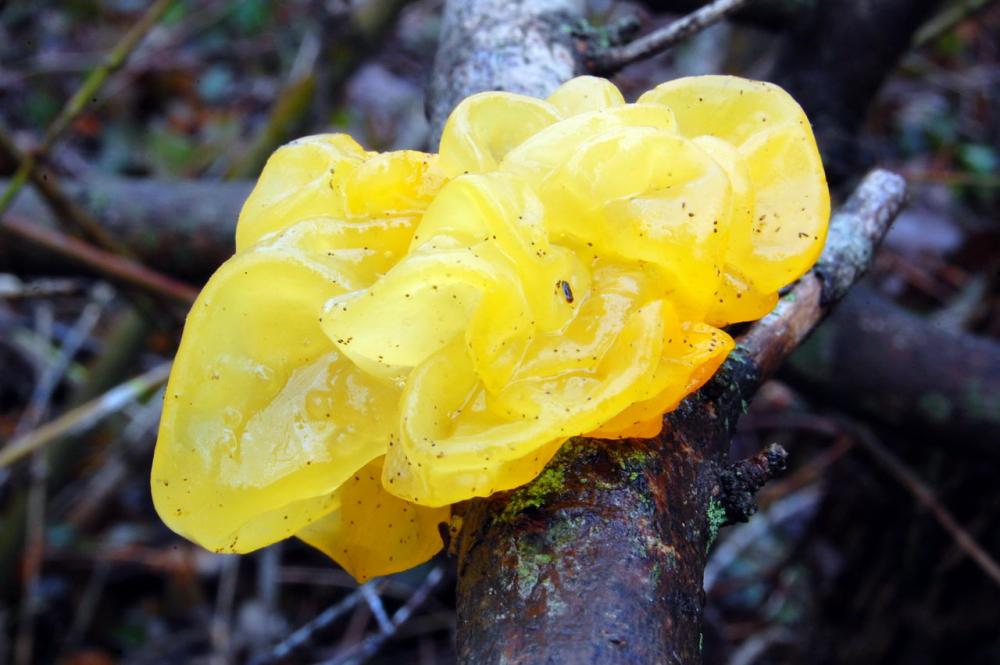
[152,75,829,581]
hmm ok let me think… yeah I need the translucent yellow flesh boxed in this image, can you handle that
[321,244,507,381]
[154,77,831,582]
[705,268,779,327]
[235,134,368,251]
[638,75,808,148]
[546,75,625,116]
[152,248,399,554]
[236,142,443,253]
[297,458,448,582]
[589,322,734,438]
[438,92,561,178]
[501,104,677,180]
[386,297,666,506]
[639,75,830,292]
[333,150,446,217]
[544,126,731,319]
[692,135,776,325]
[738,124,830,291]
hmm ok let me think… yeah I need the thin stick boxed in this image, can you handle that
[248,583,379,665]
[210,556,240,663]
[587,0,751,73]
[361,583,394,634]
[13,306,56,665]
[0,363,172,470]
[851,423,1000,587]
[321,567,446,665]
[915,0,997,45]
[0,0,174,215]
[0,214,198,305]
[13,284,113,438]
[0,128,134,255]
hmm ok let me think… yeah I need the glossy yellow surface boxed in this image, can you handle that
[639,76,830,294]
[153,75,829,581]
[297,458,448,582]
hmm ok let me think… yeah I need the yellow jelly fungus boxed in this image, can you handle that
[639,76,830,295]
[152,75,829,581]
[298,457,449,582]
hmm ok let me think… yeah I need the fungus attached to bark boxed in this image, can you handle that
[152,75,829,581]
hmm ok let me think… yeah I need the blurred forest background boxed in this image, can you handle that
[0,0,998,663]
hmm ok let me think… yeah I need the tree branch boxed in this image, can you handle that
[426,1,906,662]
[0,177,247,282]
[784,286,1000,454]
[0,214,198,305]
[425,0,584,149]
[585,0,751,74]
[638,0,814,30]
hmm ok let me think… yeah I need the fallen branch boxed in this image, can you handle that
[784,285,1000,454]
[0,362,171,470]
[426,2,906,662]
[0,214,198,305]
[426,0,584,149]
[0,176,248,282]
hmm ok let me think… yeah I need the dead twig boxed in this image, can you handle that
[717,444,789,525]
[914,0,998,45]
[0,214,198,305]
[0,362,172,470]
[0,0,174,215]
[585,0,751,74]
[12,283,114,439]
[249,583,380,665]
[320,566,446,665]
[0,275,82,299]
[850,422,1000,587]
[0,128,133,256]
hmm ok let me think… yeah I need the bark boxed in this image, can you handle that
[425,0,585,149]
[424,3,907,660]
[450,170,905,665]
[785,286,1000,455]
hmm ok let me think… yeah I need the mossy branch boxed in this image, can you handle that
[427,2,907,663]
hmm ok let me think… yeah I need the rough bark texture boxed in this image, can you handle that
[423,3,912,662]
[448,170,905,664]
[425,0,584,149]
[786,286,1000,454]
[0,176,248,282]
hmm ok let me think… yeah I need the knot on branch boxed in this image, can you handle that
[718,443,788,525]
